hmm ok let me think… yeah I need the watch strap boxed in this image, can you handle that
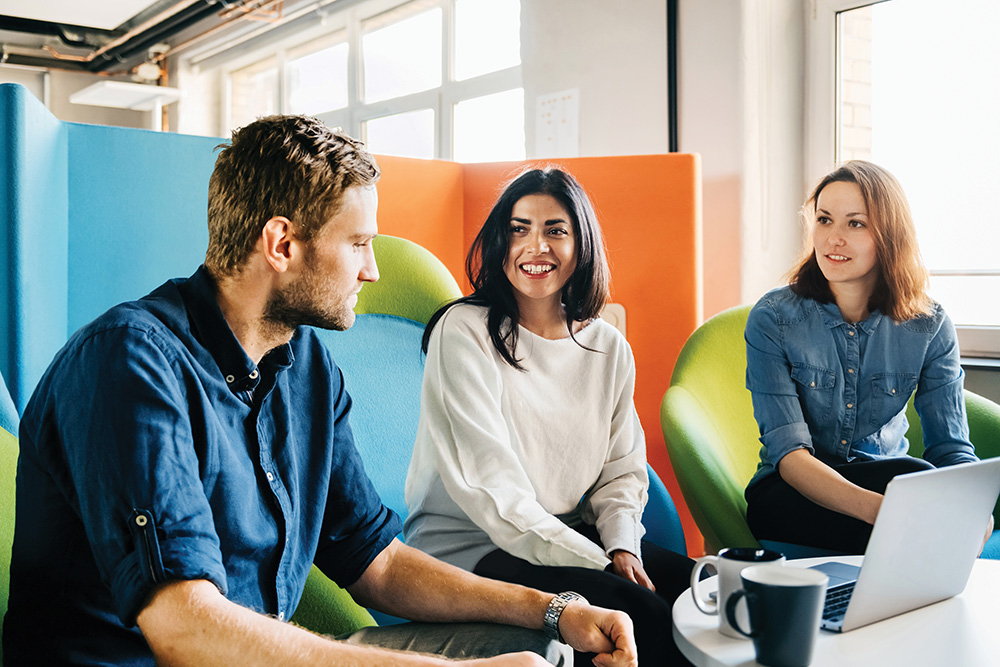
[543,591,586,643]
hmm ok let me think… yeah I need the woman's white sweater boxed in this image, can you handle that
[403,303,648,572]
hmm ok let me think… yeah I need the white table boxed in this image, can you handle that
[672,556,1000,667]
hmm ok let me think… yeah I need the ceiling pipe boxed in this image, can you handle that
[86,1,225,71]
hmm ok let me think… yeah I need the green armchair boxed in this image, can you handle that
[660,304,1000,557]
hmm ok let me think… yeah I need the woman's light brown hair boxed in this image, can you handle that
[788,160,933,322]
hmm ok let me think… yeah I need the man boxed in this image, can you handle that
[3,116,637,666]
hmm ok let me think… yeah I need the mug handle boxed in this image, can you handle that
[725,589,758,638]
[690,555,719,614]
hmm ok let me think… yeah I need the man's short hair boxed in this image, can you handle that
[206,115,380,275]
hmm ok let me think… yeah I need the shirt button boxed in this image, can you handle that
[841,439,847,445]
[135,515,148,527]
[810,381,815,387]
[266,472,274,482]
[891,388,896,394]
[225,374,235,383]
[848,331,855,336]
[848,369,854,374]
[249,369,259,379]
[847,403,853,409]
[278,611,285,621]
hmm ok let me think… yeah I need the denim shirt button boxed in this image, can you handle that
[225,374,235,383]
[266,472,274,482]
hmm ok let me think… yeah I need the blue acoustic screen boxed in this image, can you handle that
[66,124,220,333]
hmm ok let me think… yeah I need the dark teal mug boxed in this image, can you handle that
[725,564,828,667]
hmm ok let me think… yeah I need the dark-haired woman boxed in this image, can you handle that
[404,168,694,665]
[744,160,991,555]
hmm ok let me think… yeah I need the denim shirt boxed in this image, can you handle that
[4,267,400,666]
[745,286,977,489]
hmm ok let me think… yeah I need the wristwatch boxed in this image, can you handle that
[543,591,587,643]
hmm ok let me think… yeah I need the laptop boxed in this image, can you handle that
[810,457,1000,633]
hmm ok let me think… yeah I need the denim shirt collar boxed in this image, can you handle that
[176,266,294,396]
[815,298,883,335]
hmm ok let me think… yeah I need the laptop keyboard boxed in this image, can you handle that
[823,582,856,624]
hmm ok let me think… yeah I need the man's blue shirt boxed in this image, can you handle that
[4,267,401,665]
[745,285,977,489]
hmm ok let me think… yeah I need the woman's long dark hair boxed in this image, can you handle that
[422,167,610,370]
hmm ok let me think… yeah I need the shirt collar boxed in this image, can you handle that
[815,298,883,334]
[176,266,294,396]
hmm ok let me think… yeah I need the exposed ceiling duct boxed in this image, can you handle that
[0,0,289,75]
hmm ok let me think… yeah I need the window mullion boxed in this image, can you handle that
[348,6,363,138]
[441,0,454,159]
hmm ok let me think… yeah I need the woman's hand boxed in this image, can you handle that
[980,514,995,557]
[608,550,655,592]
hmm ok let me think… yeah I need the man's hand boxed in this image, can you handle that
[557,601,637,667]
[608,550,655,592]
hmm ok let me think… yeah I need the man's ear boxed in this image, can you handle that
[259,216,295,273]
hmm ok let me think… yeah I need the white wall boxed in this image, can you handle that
[678,0,809,316]
[0,66,151,129]
[520,0,669,159]
[677,0,744,317]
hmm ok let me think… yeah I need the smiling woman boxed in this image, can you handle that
[742,160,989,555]
[402,167,696,666]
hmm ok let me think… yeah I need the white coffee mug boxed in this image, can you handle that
[690,547,785,638]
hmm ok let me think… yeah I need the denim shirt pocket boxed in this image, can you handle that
[869,373,918,428]
[790,363,837,423]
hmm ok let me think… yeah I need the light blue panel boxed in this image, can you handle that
[66,123,220,332]
[645,464,687,555]
[312,314,426,523]
[0,83,69,411]
[0,370,17,435]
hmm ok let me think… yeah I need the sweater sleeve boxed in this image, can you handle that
[580,339,649,561]
[420,307,611,569]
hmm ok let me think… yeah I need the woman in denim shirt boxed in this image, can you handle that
[744,161,990,554]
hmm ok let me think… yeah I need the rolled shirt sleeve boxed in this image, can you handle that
[313,365,401,587]
[911,309,978,467]
[745,300,814,469]
[29,325,228,626]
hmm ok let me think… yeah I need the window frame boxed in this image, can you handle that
[805,0,1000,357]
[217,0,522,161]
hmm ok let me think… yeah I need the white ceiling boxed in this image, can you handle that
[0,0,160,30]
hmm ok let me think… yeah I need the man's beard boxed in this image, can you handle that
[262,259,355,333]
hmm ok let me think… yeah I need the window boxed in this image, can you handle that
[362,6,442,103]
[364,108,436,159]
[287,36,349,115]
[229,56,279,131]
[219,0,523,162]
[453,88,525,163]
[809,0,1000,355]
